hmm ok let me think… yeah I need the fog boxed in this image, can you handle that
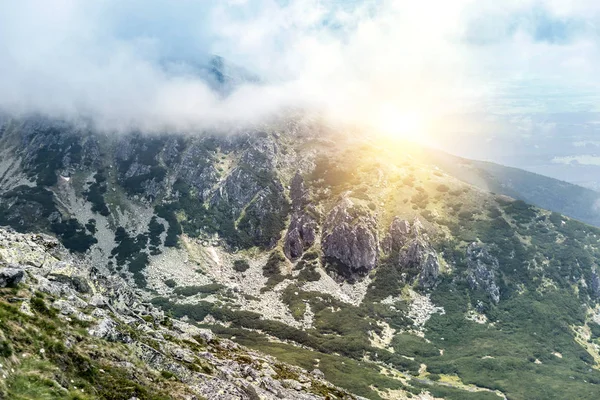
[1,0,600,135]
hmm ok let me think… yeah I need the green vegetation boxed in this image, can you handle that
[298,265,321,282]
[590,322,600,339]
[233,259,250,272]
[84,170,110,216]
[0,186,96,253]
[164,279,177,288]
[173,284,224,297]
[51,218,98,254]
[262,250,287,291]
[110,227,149,287]
[147,216,165,254]
[0,288,176,400]
[155,204,181,247]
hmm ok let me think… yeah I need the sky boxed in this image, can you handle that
[2,0,600,183]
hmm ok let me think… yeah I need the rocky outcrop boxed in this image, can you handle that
[321,197,378,277]
[466,242,501,304]
[290,172,310,211]
[0,267,25,287]
[385,217,439,288]
[284,213,318,259]
[284,173,318,260]
[210,136,280,217]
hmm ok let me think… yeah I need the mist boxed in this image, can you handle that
[1,0,600,135]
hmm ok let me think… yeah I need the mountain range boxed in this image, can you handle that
[1,115,600,399]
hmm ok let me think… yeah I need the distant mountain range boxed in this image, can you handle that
[423,148,600,228]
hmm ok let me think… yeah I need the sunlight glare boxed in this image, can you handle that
[372,103,425,142]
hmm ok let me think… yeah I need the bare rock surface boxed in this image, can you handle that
[466,242,501,304]
[321,197,378,277]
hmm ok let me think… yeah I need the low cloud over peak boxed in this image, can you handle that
[2,0,600,134]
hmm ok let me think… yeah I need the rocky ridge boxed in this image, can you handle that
[1,117,600,399]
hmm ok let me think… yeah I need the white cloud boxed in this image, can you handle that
[1,0,600,134]
[552,155,600,165]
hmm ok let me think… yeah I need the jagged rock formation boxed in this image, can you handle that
[466,242,501,304]
[284,173,318,260]
[321,197,378,277]
[384,217,440,288]
[0,227,357,400]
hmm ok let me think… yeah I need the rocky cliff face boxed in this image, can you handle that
[284,173,318,260]
[466,242,501,304]
[321,197,379,278]
[383,217,440,288]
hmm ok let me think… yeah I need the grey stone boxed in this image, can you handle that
[321,197,378,278]
[466,242,501,304]
[0,267,25,288]
[385,218,439,288]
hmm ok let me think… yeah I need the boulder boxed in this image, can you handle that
[49,273,91,293]
[0,267,25,288]
[88,317,132,343]
[290,172,309,211]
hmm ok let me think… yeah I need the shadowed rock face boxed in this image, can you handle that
[0,267,25,287]
[285,213,318,260]
[284,173,318,260]
[321,197,378,277]
[466,242,501,304]
[385,217,440,289]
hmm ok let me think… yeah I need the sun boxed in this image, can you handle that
[372,103,425,142]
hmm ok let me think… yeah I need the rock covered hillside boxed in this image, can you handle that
[0,227,357,399]
[1,116,600,399]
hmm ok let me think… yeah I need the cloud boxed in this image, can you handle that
[1,0,600,134]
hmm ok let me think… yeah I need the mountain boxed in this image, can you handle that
[1,116,600,399]
[422,148,600,228]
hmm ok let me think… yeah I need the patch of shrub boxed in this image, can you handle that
[233,259,250,272]
[0,341,13,357]
[298,266,321,282]
[174,284,225,297]
[84,170,110,216]
[155,204,181,247]
[264,251,286,277]
[164,279,177,288]
[85,219,97,234]
[590,322,600,339]
[51,218,98,253]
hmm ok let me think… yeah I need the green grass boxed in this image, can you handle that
[0,288,189,400]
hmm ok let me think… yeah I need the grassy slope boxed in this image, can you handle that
[422,148,600,228]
